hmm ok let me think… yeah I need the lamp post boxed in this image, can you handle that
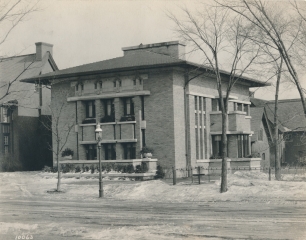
[95,123,103,198]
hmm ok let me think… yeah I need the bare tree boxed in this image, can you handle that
[0,0,39,49]
[41,100,74,192]
[169,4,260,192]
[0,0,40,101]
[215,0,306,116]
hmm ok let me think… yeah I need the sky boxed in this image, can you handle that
[1,0,306,100]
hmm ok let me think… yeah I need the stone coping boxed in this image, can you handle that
[197,158,261,163]
[40,172,156,178]
[57,158,158,164]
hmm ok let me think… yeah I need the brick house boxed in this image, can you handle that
[251,98,306,166]
[22,41,267,173]
[0,42,58,170]
[250,106,273,169]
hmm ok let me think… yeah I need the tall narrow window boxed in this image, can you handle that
[118,80,122,87]
[86,145,97,160]
[123,143,136,159]
[124,98,134,116]
[133,79,137,86]
[105,144,116,160]
[99,81,103,89]
[94,82,98,89]
[81,84,84,91]
[1,107,8,123]
[3,125,9,134]
[85,101,96,118]
[258,129,263,141]
[212,135,222,157]
[238,135,249,158]
[76,84,79,91]
[4,136,8,145]
[194,96,198,110]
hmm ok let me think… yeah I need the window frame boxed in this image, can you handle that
[85,101,96,118]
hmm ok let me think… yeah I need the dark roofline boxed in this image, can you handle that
[267,98,302,103]
[21,54,268,87]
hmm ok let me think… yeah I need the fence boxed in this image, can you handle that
[168,166,306,185]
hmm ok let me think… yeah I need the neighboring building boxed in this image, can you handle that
[22,41,267,173]
[250,107,273,169]
[0,42,58,170]
[251,98,306,166]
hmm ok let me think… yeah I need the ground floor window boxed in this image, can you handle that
[86,145,97,160]
[212,135,222,158]
[123,143,136,159]
[104,144,116,160]
[238,135,249,158]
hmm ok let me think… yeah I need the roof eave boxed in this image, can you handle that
[20,62,187,83]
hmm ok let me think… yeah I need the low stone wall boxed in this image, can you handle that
[55,158,158,173]
[197,158,261,174]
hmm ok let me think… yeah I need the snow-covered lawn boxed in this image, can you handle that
[0,171,305,204]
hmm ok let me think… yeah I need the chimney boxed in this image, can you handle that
[35,42,53,61]
[122,41,186,60]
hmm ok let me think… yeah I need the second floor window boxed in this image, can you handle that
[104,99,114,116]
[124,98,134,115]
[1,107,8,123]
[3,125,9,134]
[85,101,96,118]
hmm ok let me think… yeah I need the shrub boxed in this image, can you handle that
[247,152,260,158]
[126,164,134,173]
[61,163,75,173]
[85,166,90,172]
[51,166,58,173]
[209,155,221,159]
[135,162,148,173]
[155,165,165,179]
[140,146,154,155]
[90,164,96,174]
[75,166,81,173]
[61,148,74,157]
[42,165,52,172]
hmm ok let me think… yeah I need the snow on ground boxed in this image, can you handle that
[0,171,305,204]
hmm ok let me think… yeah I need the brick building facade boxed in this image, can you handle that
[23,41,267,172]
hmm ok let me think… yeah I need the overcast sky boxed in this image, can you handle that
[1,0,305,100]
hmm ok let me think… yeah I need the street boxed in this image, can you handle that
[0,196,305,240]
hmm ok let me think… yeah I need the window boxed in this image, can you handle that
[4,146,8,154]
[133,79,136,86]
[238,135,249,158]
[94,82,98,89]
[1,107,8,123]
[123,143,136,159]
[76,84,79,91]
[81,84,84,91]
[104,99,114,117]
[86,145,97,160]
[124,98,134,116]
[212,99,219,111]
[99,81,103,89]
[85,101,96,118]
[244,104,249,114]
[2,125,9,134]
[194,96,198,110]
[105,144,116,160]
[237,103,243,111]
[212,135,222,157]
[258,129,263,141]
[262,153,265,160]
[113,81,116,88]
[4,136,8,145]
[118,80,122,87]
[139,79,142,85]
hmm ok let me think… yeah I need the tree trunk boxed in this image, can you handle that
[274,59,282,181]
[220,111,228,193]
[56,153,61,191]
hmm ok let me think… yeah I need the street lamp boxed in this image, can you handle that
[95,123,103,198]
